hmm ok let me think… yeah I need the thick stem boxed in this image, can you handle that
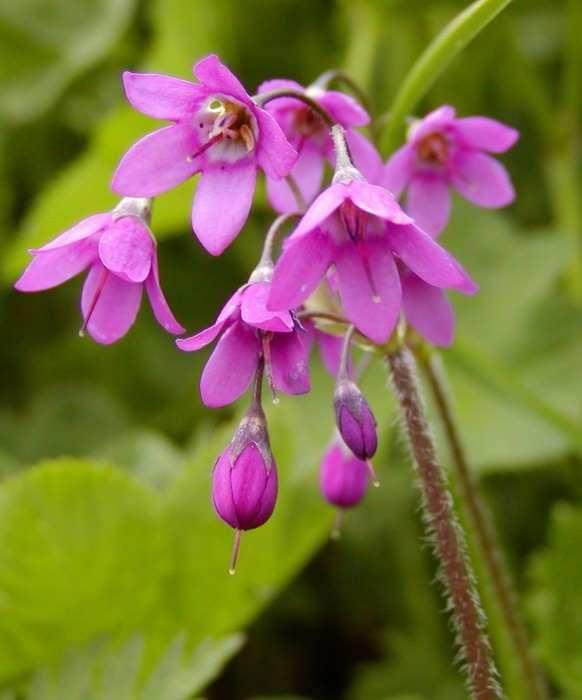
[420,350,548,699]
[387,346,501,700]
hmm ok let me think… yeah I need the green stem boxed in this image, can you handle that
[383,0,513,151]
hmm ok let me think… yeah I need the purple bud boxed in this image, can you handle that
[334,379,378,459]
[320,442,369,509]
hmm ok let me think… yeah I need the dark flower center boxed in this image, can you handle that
[416,131,449,167]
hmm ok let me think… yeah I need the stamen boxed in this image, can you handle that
[356,240,381,303]
[186,132,225,162]
[228,529,242,575]
[261,333,279,404]
[79,268,109,337]
[366,459,380,487]
[239,124,255,152]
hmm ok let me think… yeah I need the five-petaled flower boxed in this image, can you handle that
[112,54,297,255]
[14,198,184,344]
[382,106,519,237]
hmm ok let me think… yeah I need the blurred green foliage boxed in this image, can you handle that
[0,0,581,698]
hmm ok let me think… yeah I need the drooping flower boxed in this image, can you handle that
[257,79,381,212]
[382,106,519,237]
[176,279,310,407]
[267,133,477,345]
[334,376,377,460]
[320,441,369,509]
[112,54,297,255]
[14,198,184,344]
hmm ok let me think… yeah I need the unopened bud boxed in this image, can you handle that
[334,379,378,459]
[320,442,369,509]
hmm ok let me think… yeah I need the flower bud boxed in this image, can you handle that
[334,379,378,459]
[320,442,369,509]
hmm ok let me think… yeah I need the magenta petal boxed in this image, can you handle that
[401,269,455,347]
[255,108,297,180]
[345,130,382,183]
[452,151,515,207]
[406,174,451,238]
[122,71,206,120]
[191,159,256,255]
[81,263,142,344]
[240,283,294,332]
[454,117,519,153]
[258,78,304,94]
[335,239,401,344]
[410,105,456,142]
[176,320,229,352]
[317,90,369,127]
[291,184,347,238]
[268,230,334,310]
[266,141,324,213]
[269,330,311,395]
[316,330,345,376]
[382,143,415,198]
[193,54,250,104]
[98,217,153,283]
[386,223,477,293]
[145,254,184,335]
[111,124,200,197]
[33,213,110,252]
[347,180,412,225]
[15,241,97,292]
[200,322,260,407]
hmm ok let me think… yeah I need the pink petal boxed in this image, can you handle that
[406,174,451,238]
[176,320,230,352]
[454,117,519,153]
[269,330,311,395]
[15,241,97,292]
[266,141,324,214]
[452,151,515,207]
[193,54,250,104]
[258,78,304,94]
[401,269,455,347]
[381,144,415,197]
[316,330,345,376]
[410,105,456,142]
[268,230,334,310]
[317,90,369,127]
[98,217,153,283]
[111,124,200,197]
[291,184,347,239]
[386,223,477,293]
[345,130,382,183]
[346,180,412,225]
[122,72,206,120]
[255,108,298,180]
[33,213,110,252]
[145,254,184,334]
[240,282,294,332]
[200,322,260,407]
[334,238,401,344]
[191,159,256,255]
[81,263,142,345]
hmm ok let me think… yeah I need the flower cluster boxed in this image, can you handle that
[15,55,517,569]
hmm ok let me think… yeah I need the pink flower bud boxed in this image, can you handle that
[334,379,378,459]
[320,442,369,509]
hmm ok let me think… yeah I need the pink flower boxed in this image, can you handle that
[334,376,377,460]
[176,280,310,407]
[267,172,477,344]
[320,441,369,509]
[112,55,297,255]
[258,79,381,212]
[14,199,184,344]
[382,106,519,237]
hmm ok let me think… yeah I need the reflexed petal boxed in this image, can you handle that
[268,230,334,310]
[122,71,206,120]
[193,54,251,104]
[386,223,477,293]
[192,159,256,255]
[15,241,97,292]
[381,143,415,197]
[317,90,369,127]
[452,151,515,207]
[347,180,412,224]
[111,124,200,197]
[98,217,153,283]
[345,130,382,182]
[454,117,519,153]
[240,282,294,332]
[145,254,184,334]
[266,141,324,213]
[406,174,451,238]
[291,184,346,238]
[335,239,401,344]
[176,320,229,352]
[33,213,110,252]
[401,269,455,347]
[270,330,311,394]
[200,322,260,406]
[81,262,142,344]
[255,108,298,180]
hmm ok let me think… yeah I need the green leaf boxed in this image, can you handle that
[0,459,166,682]
[0,0,137,123]
[527,503,582,697]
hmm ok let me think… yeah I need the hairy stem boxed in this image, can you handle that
[419,349,547,699]
[387,346,501,700]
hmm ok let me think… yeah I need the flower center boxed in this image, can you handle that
[416,131,449,167]
[194,97,257,163]
[292,106,324,138]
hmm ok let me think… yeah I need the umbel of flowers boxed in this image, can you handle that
[15,54,518,700]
